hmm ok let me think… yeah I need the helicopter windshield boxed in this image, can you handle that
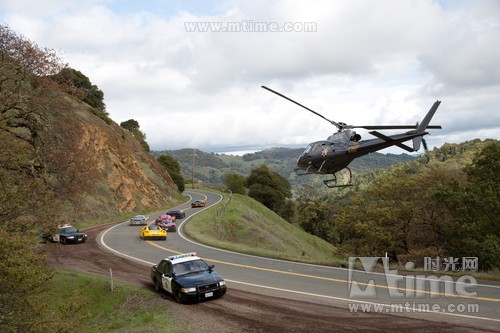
[302,143,314,155]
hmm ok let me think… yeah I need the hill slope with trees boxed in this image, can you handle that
[1,25,180,225]
[293,139,499,270]
[0,25,181,331]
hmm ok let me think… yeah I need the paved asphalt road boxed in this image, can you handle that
[98,189,500,331]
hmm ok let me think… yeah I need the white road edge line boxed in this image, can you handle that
[226,280,500,323]
[180,191,500,290]
[98,190,500,323]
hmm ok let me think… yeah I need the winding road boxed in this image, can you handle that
[95,189,500,332]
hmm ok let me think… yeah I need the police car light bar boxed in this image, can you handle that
[168,252,197,260]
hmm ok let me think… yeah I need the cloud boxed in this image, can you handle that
[418,1,500,91]
[1,0,499,153]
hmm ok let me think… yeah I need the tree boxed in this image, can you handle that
[246,164,293,220]
[120,119,140,133]
[0,25,65,76]
[51,67,106,112]
[313,162,458,260]
[157,154,184,192]
[120,119,150,152]
[436,142,500,269]
[224,173,246,195]
[463,141,500,233]
[0,25,90,331]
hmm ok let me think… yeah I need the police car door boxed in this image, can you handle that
[162,262,174,293]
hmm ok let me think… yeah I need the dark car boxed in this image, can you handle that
[53,225,87,244]
[151,253,226,303]
[166,209,185,219]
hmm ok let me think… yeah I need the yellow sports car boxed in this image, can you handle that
[140,224,167,240]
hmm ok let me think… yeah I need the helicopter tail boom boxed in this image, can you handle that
[369,131,415,152]
[412,100,441,151]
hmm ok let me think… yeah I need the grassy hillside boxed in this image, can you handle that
[184,193,341,264]
[46,270,190,332]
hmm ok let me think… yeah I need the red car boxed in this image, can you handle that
[155,214,177,232]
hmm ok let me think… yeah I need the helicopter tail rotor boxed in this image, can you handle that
[412,100,441,151]
[422,138,429,152]
[413,122,429,152]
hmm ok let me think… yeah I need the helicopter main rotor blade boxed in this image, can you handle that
[262,86,342,129]
[357,125,442,130]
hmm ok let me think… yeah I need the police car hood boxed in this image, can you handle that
[62,231,86,237]
[66,232,86,236]
[175,270,222,286]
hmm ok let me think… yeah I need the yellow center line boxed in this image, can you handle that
[146,241,500,303]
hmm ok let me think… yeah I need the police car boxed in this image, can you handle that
[150,253,226,303]
[49,224,87,244]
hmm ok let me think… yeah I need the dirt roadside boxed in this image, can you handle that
[46,224,493,333]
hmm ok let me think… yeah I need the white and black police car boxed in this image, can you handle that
[151,252,226,303]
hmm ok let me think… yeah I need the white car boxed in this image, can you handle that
[129,215,149,225]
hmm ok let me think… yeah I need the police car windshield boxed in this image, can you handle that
[173,259,210,276]
[60,226,78,234]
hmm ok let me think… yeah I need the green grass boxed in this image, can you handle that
[184,193,342,265]
[47,270,193,332]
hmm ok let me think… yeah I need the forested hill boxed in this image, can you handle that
[153,147,415,190]
[295,138,499,270]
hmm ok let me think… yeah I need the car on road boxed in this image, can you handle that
[50,225,87,244]
[140,224,167,240]
[166,209,185,219]
[151,252,226,303]
[155,215,177,232]
[129,215,149,226]
[191,200,206,208]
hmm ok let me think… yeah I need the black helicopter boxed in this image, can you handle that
[262,86,442,188]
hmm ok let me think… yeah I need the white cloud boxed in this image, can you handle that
[1,0,499,153]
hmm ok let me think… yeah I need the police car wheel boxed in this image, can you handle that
[173,287,182,303]
[153,278,161,292]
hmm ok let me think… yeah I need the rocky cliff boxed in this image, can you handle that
[1,64,179,224]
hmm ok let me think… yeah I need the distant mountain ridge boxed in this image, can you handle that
[153,147,415,190]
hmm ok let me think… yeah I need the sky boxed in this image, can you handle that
[1,0,499,154]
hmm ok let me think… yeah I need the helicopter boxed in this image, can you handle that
[262,86,442,188]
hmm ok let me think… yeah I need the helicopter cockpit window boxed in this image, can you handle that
[303,143,314,154]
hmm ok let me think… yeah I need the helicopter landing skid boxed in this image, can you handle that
[295,167,353,188]
[294,166,313,176]
[323,168,353,188]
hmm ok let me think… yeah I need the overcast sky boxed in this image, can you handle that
[1,0,499,154]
